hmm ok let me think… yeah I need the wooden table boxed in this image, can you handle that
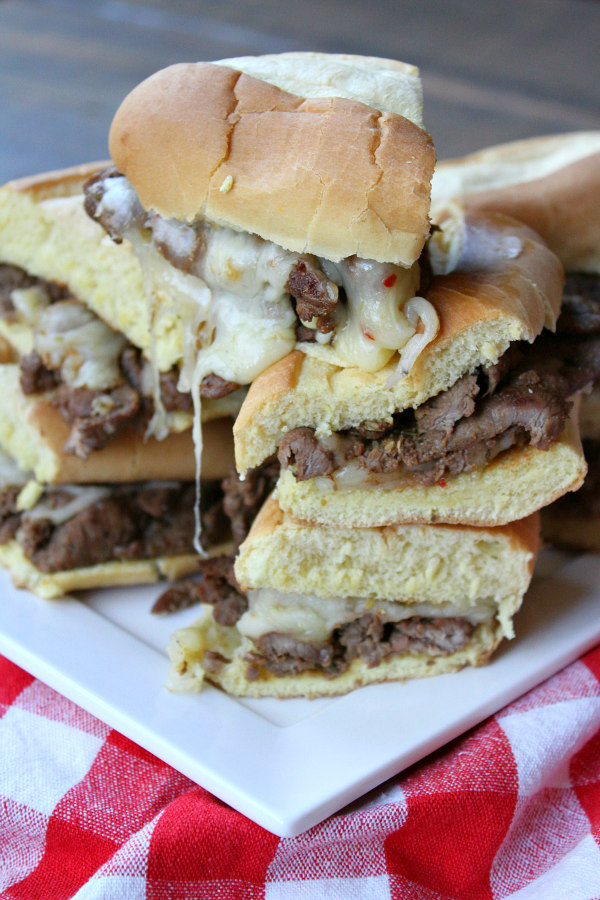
[1,0,598,183]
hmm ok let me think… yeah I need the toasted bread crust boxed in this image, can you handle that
[109,62,436,266]
[432,132,600,273]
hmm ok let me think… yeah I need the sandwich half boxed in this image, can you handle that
[235,208,587,527]
[0,366,235,598]
[431,131,600,549]
[84,52,436,411]
[167,496,539,698]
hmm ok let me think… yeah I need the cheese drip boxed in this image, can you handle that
[94,174,441,544]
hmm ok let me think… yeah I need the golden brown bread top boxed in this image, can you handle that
[234,210,564,472]
[432,132,600,273]
[108,62,436,265]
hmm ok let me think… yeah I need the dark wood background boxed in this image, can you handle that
[1,0,598,182]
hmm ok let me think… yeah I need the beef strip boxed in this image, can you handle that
[0,263,71,321]
[19,351,59,394]
[16,480,226,573]
[199,373,240,400]
[413,372,480,435]
[0,486,22,544]
[53,383,141,458]
[221,457,280,548]
[279,337,581,487]
[151,554,247,624]
[278,428,337,481]
[286,257,339,335]
[246,614,476,679]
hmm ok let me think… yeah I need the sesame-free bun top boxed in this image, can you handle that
[108,54,436,266]
[431,132,600,273]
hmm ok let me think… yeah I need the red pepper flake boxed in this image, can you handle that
[438,478,447,488]
[383,273,397,288]
[362,326,375,341]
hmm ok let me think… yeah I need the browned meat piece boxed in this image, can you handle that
[199,373,240,400]
[414,373,479,435]
[286,257,339,334]
[222,457,279,547]
[278,427,336,481]
[19,351,59,394]
[54,383,141,458]
[151,554,247,624]
[247,614,475,678]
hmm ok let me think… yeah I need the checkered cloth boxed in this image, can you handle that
[1,648,600,900]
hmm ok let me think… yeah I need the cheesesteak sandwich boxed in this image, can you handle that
[236,209,588,528]
[167,496,539,698]
[431,132,600,550]
[0,376,235,598]
[83,53,436,420]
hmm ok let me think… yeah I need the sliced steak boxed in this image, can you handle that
[278,427,336,481]
[19,351,59,394]
[246,614,476,678]
[54,383,141,458]
[414,372,479,434]
[280,338,578,486]
[199,373,240,400]
[151,554,247,624]
[222,457,280,547]
[17,480,224,573]
[286,257,338,334]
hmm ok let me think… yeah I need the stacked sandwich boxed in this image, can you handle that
[430,131,600,553]
[0,165,237,597]
[127,54,588,698]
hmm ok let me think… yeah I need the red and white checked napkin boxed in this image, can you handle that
[1,647,600,900]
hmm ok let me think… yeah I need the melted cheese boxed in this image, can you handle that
[35,301,126,390]
[237,588,496,643]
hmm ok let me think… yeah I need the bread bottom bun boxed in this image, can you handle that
[0,364,234,484]
[167,607,500,699]
[275,409,585,528]
[0,540,231,600]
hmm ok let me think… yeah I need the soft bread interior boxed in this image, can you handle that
[431,132,600,273]
[235,496,539,636]
[109,57,435,267]
[275,407,586,528]
[234,211,564,473]
[0,364,234,484]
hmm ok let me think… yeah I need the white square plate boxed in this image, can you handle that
[0,550,599,836]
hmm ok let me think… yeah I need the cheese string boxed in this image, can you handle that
[386,296,439,387]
